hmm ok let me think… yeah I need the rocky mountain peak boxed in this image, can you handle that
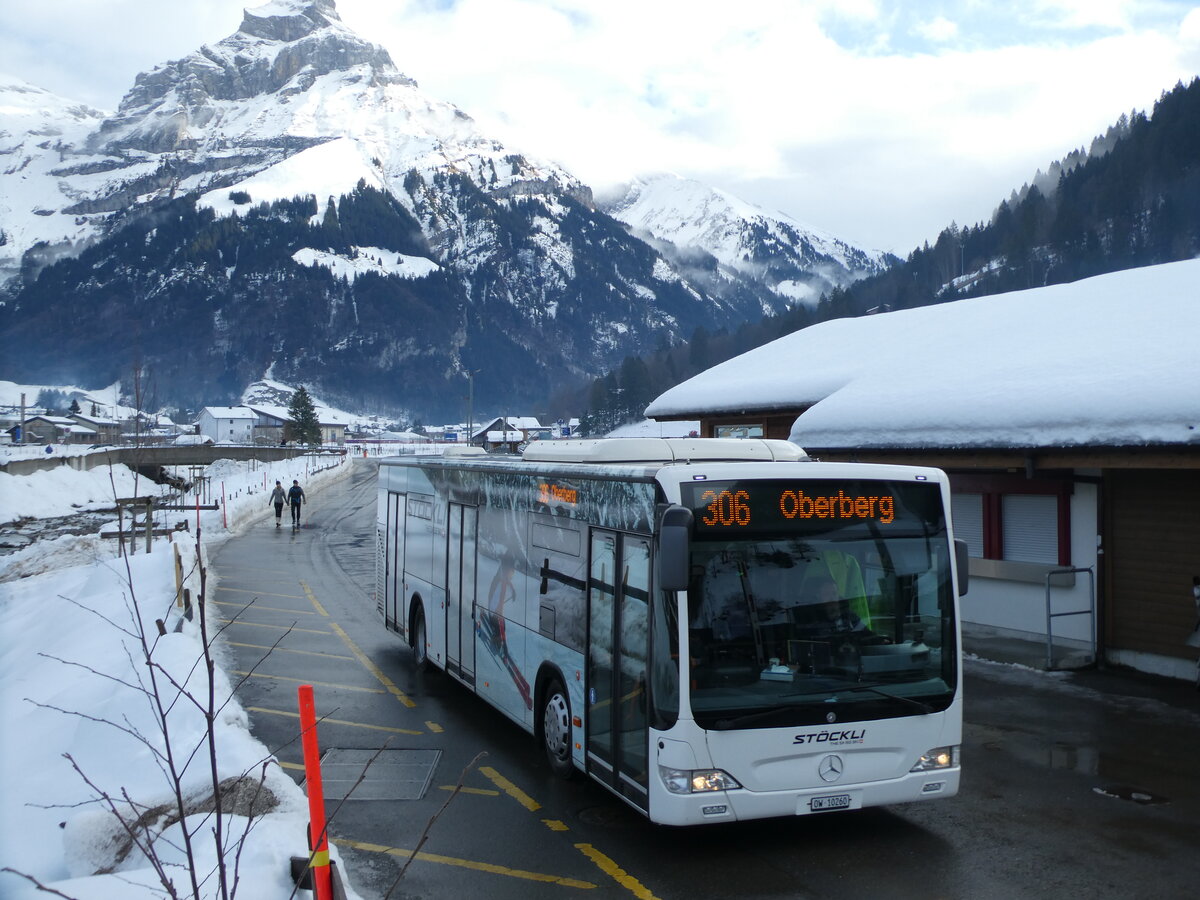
[90,0,408,153]
[238,0,342,43]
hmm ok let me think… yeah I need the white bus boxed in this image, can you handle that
[376,438,966,825]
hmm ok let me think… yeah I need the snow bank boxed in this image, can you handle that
[0,453,362,899]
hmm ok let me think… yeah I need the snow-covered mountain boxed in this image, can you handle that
[1,0,583,280]
[0,0,889,420]
[0,79,107,283]
[600,174,894,307]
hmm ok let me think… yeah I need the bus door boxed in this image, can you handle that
[445,503,478,683]
[586,531,651,811]
[387,493,406,635]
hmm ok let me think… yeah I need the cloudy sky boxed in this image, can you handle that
[3,0,1198,253]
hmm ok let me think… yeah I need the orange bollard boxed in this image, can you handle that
[297,685,333,900]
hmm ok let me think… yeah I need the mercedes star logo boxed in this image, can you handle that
[818,754,844,783]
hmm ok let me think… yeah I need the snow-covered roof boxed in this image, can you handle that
[505,416,542,429]
[245,405,350,426]
[646,259,1200,449]
[200,406,258,420]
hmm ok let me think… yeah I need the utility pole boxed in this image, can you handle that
[467,372,474,446]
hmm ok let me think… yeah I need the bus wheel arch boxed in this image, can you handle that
[409,595,429,671]
[535,666,576,779]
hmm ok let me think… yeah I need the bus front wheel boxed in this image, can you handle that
[542,679,575,778]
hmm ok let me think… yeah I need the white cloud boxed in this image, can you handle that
[913,15,959,42]
[2,0,1197,252]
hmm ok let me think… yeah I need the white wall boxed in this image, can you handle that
[198,412,254,444]
[959,481,1099,647]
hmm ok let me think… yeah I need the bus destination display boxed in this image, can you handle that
[681,479,938,537]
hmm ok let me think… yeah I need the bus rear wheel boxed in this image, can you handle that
[542,679,575,778]
[411,604,428,672]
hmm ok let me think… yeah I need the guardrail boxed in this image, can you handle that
[1044,566,1096,670]
[0,444,341,476]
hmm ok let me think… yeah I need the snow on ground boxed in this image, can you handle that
[0,461,155,522]
[196,136,383,220]
[293,246,439,281]
[0,452,366,899]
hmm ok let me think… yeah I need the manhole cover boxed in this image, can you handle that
[310,748,441,801]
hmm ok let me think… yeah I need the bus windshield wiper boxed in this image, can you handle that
[710,702,811,730]
[708,685,841,729]
[832,682,934,714]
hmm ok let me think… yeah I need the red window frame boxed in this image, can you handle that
[950,474,1072,567]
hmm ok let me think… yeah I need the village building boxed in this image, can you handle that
[196,407,258,444]
[646,259,1200,682]
[12,415,97,444]
[245,405,348,445]
[463,416,580,451]
[68,413,121,443]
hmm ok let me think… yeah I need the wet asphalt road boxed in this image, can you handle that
[212,459,1200,900]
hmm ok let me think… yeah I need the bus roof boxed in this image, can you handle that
[521,438,809,464]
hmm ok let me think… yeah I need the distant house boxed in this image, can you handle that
[470,416,543,451]
[69,413,121,443]
[19,415,95,444]
[646,260,1200,682]
[246,405,348,445]
[197,407,257,444]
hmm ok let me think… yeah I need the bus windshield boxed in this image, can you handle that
[679,479,957,730]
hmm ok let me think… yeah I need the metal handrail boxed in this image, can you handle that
[1045,566,1096,669]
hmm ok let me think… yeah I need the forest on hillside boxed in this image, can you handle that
[562,76,1200,434]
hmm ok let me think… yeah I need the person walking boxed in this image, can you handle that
[269,480,286,527]
[287,479,306,527]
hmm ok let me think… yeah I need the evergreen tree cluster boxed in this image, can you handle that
[565,77,1200,432]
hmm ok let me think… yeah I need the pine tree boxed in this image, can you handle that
[286,385,322,446]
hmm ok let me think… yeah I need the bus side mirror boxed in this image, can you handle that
[954,539,969,596]
[658,505,693,592]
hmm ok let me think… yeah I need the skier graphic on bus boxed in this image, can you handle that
[477,551,533,709]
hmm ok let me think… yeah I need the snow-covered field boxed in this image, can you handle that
[0,453,366,899]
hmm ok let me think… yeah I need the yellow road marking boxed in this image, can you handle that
[247,707,423,736]
[575,844,660,899]
[232,671,385,693]
[226,641,355,661]
[426,721,444,733]
[338,839,596,889]
[279,760,305,771]
[479,766,541,812]
[215,585,307,600]
[300,580,330,617]
[212,599,322,615]
[329,621,416,708]
[543,819,570,832]
[217,619,333,636]
[439,785,500,796]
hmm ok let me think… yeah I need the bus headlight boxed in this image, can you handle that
[659,766,742,794]
[910,745,960,772]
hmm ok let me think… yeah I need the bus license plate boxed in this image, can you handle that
[809,793,852,812]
